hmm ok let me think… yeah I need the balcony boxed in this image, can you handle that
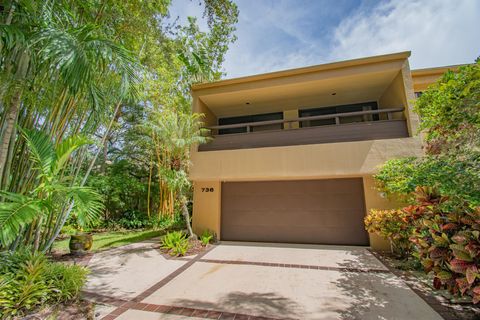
[199,108,409,151]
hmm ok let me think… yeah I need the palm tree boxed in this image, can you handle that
[0,129,103,252]
[145,108,209,238]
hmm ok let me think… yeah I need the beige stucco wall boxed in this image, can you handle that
[378,61,418,136]
[190,137,422,181]
[192,181,222,239]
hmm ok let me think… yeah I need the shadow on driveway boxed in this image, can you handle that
[172,291,302,319]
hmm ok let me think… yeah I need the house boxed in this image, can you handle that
[189,51,460,250]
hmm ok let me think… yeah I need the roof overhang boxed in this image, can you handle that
[193,52,411,117]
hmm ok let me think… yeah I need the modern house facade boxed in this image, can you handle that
[189,51,456,250]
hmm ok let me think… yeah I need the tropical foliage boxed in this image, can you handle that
[0,0,238,254]
[369,60,480,303]
[0,249,88,318]
[364,209,414,257]
[405,188,480,303]
[375,61,480,206]
[0,129,103,252]
[200,229,215,246]
[161,230,190,256]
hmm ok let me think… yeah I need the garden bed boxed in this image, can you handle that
[371,250,480,320]
[159,238,211,258]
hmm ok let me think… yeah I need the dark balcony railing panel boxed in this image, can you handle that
[198,108,409,151]
[198,120,409,151]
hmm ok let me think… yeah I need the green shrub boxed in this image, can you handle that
[0,249,88,318]
[171,240,189,256]
[364,209,414,257]
[44,263,88,302]
[161,231,189,256]
[405,187,480,303]
[200,229,214,246]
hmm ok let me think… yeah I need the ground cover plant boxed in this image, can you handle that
[200,229,215,246]
[0,249,88,318]
[161,231,190,256]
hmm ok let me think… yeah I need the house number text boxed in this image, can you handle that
[201,187,214,192]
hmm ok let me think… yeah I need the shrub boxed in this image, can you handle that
[117,210,150,229]
[406,187,480,303]
[44,263,88,302]
[364,209,414,257]
[0,249,88,317]
[200,229,215,246]
[171,240,189,256]
[161,231,189,256]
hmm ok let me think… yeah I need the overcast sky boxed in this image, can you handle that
[170,0,480,79]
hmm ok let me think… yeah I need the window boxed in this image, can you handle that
[218,112,284,135]
[299,102,378,128]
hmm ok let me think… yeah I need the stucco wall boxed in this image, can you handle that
[190,137,422,181]
[192,181,222,238]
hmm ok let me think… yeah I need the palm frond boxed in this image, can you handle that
[54,135,91,175]
[0,192,40,247]
[32,24,139,97]
[67,187,104,228]
[0,24,26,51]
[19,128,55,176]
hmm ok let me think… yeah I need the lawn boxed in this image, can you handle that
[53,229,164,254]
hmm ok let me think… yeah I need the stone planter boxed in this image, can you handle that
[69,233,93,255]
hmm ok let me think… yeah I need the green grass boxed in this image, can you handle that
[52,229,164,254]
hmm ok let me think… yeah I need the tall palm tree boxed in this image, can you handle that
[145,108,209,238]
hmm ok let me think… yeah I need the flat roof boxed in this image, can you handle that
[411,64,468,76]
[192,51,411,91]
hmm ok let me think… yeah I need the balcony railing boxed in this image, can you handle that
[199,108,409,151]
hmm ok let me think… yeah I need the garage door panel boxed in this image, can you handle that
[221,178,369,246]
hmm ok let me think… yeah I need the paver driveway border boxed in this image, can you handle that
[83,241,475,320]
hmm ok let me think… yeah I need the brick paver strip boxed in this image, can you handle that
[197,258,389,274]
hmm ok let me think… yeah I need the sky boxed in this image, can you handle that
[169,0,480,79]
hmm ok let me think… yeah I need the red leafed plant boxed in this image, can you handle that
[405,187,480,303]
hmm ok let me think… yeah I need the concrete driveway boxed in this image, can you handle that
[87,241,442,320]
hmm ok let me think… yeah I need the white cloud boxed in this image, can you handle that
[169,0,480,78]
[327,0,480,69]
[224,0,480,78]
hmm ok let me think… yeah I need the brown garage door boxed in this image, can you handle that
[221,178,369,245]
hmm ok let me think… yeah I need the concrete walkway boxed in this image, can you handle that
[84,241,443,320]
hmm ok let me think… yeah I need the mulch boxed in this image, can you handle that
[22,299,94,320]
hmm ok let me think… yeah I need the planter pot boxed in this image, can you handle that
[69,233,93,255]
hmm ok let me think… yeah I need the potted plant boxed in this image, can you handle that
[69,232,93,255]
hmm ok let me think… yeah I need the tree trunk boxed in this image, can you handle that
[181,195,196,239]
[32,216,43,252]
[1,110,19,190]
[0,90,22,184]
